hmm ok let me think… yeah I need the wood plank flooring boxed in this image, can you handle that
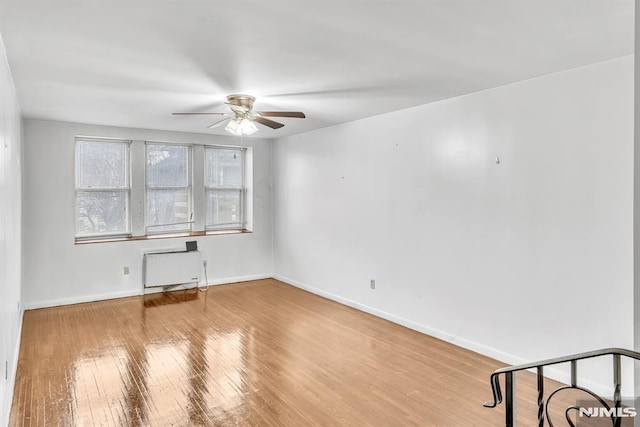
[9,279,617,426]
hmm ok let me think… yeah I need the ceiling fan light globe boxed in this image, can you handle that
[225,118,241,135]
[239,118,258,135]
[225,117,258,136]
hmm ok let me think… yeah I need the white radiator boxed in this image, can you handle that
[143,250,202,288]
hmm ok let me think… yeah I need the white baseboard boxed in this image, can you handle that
[273,274,613,397]
[206,273,272,286]
[2,308,23,427]
[24,273,272,310]
[24,289,142,310]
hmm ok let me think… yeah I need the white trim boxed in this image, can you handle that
[205,273,271,286]
[2,308,24,427]
[24,289,143,310]
[192,144,206,232]
[273,274,613,397]
[130,140,146,236]
[23,273,272,310]
[75,135,133,142]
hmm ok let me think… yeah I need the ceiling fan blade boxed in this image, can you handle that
[172,112,227,115]
[208,118,231,129]
[257,111,306,118]
[254,116,285,129]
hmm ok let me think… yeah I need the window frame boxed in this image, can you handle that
[204,146,246,231]
[144,142,194,235]
[74,137,132,240]
[74,138,252,244]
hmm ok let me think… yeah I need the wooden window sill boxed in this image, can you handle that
[75,229,252,245]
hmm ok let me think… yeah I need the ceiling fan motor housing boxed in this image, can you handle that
[227,94,255,111]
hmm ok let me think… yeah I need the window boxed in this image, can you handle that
[74,137,251,242]
[75,139,130,238]
[205,147,245,230]
[146,143,192,234]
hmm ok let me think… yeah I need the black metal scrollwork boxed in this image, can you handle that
[545,385,614,427]
[484,348,640,427]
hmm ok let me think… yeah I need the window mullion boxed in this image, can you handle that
[206,186,243,191]
[130,140,146,237]
[192,144,205,232]
[241,147,246,227]
[146,185,191,190]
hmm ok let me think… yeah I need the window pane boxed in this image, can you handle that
[147,145,189,187]
[206,190,242,227]
[146,189,191,232]
[76,191,129,236]
[77,141,128,188]
[205,148,242,187]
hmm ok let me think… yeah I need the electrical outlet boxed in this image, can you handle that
[370,279,376,289]
[123,266,130,275]
[203,260,207,267]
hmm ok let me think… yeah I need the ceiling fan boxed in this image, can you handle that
[172,94,305,136]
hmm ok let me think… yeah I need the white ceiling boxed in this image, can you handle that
[0,0,634,138]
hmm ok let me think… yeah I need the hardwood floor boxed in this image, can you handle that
[9,279,613,426]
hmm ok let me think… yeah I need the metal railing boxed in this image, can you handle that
[484,348,640,427]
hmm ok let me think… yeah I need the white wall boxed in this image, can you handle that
[273,56,634,391]
[0,32,22,427]
[22,120,273,308]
